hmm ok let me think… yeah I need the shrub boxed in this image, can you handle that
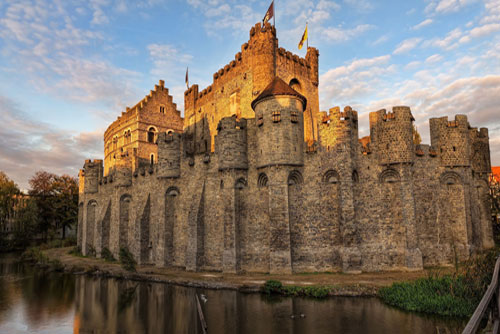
[262,280,331,298]
[101,248,116,262]
[50,259,64,271]
[119,247,137,272]
[262,280,283,295]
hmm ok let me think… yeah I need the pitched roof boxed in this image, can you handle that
[492,167,500,183]
[251,77,307,110]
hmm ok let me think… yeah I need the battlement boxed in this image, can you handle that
[369,106,414,128]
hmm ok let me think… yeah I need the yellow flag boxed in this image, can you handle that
[298,24,308,50]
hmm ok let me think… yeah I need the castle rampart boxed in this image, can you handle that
[78,23,494,274]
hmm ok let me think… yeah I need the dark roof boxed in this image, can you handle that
[251,77,307,110]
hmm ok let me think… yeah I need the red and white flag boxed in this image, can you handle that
[263,1,274,24]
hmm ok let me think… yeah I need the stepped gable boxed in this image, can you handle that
[251,77,307,110]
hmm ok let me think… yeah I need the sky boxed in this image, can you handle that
[0,0,499,190]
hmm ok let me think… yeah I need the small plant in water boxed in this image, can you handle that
[119,247,137,272]
[262,280,331,298]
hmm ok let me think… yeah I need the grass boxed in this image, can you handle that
[262,279,331,298]
[379,248,500,318]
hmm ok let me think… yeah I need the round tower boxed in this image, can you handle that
[251,77,307,168]
[215,116,248,170]
[157,132,181,178]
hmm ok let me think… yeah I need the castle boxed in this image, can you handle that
[78,22,494,274]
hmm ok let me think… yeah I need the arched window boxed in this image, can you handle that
[147,127,156,143]
[257,173,268,188]
[150,154,155,165]
[159,105,165,113]
[289,78,302,93]
[113,136,117,150]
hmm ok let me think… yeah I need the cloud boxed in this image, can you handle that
[322,24,374,42]
[425,0,477,14]
[425,54,443,63]
[393,37,422,54]
[0,94,103,191]
[343,0,374,12]
[319,55,394,107]
[412,18,433,30]
[0,0,142,112]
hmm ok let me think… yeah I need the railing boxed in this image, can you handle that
[463,256,500,334]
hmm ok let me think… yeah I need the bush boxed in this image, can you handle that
[262,280,331,298]
[119,247,137,272]
[101,248,116,262]
[21,247,50,265]
[50,259,64,271]
[379,248,500,318]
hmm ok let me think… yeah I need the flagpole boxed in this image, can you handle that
[273,0,275,27]
[306,22,308,49]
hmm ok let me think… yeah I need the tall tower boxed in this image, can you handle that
[251,77,306,274]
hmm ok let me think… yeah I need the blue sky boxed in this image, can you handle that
[0,0,499,190]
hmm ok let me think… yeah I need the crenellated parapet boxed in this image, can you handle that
[215,116,248,171]
[157,132,181,178]
[430,115,470,167]
[318,106,359,152]
[369,106,415,165]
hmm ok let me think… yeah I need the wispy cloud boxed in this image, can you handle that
[393,37,423,54]
[0,94,103,190]
[412,18,433,30]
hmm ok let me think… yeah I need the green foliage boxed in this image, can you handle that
[119,247,137,272]
[0,171,20,230]
[262,280,331,298]
[50,259,64,271]
[28,170,78,241]
[101,247,116,262]
[379,248,500,318]
[21,247,50,265]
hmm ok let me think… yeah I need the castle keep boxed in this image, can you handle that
[78,23,494,274]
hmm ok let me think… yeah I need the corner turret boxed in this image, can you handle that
[252,77,306,168]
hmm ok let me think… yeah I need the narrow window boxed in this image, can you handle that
[147,127,156,143]
[291,110,299,123]
[160,106,165,113]
[272,110,281,123]
[257,113,264,126]
[150,154,154,165]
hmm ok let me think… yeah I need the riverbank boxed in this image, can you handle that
[38,247,454,297]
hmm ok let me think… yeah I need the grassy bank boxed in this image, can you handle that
[379,249,499,318]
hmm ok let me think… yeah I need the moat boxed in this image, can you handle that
[0,253,466,334]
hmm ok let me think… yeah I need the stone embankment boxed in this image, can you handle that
[44,247,452,297]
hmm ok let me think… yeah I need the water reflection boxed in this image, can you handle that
[0,253,465,334]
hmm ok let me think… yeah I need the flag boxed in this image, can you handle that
[298,24,308,50]
[263,1,274,24]
[185,67,189,89]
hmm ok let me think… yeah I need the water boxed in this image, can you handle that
[0,253,465,334]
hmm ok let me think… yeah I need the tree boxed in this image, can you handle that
[28,171,78,240]
[29,171,57,241]
[413,124,422,145]
[0,171,20,232]
[13,198,39,248]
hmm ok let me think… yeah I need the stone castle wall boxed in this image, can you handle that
[77,23,494,274]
